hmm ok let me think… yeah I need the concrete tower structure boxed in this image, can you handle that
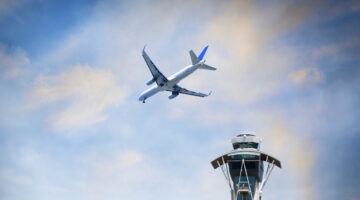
[211,134,281,200]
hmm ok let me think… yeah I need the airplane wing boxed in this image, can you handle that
[179,87,211,97]
[142,47,168,85]
[169,85,211,97]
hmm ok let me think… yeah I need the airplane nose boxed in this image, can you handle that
[138,95,145,101]
[138,95,146,103]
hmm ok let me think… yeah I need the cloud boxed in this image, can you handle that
[79,149,229,200]
[79,150,164,200]
[288,67,324,85]
[312,36,360,62]
[0,0,33,19]
[0,146,45,195]
[0,44,29,79]
[28,65,128,129]
[192,1,318,105]
[95,151,143,173]
[256,115,317,200]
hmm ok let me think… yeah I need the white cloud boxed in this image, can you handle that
[0,44,29,79]
[78,149,229,200]
[78,150,164,200]
[192,1,313,105]
[95,151,143,173]
[28,65,128,129]
[0,146,45,191]
[288,67,324,85]
[312,36,360,62]
[255,115,317,200]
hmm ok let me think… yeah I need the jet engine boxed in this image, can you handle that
[168,91,179,99]
[146,78,155,85]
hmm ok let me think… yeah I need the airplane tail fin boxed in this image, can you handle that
[189,45,209,65]
[190,50,199,65]
[198,45,208,61]
[189,45,216,70]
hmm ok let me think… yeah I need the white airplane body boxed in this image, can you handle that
[139,46,216,103]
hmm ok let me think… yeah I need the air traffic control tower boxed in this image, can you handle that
[211,134,281,200]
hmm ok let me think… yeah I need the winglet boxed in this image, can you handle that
[142,45,147,52]
[198,45,209,61]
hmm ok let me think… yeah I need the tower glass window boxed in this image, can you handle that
[232,142,259,149]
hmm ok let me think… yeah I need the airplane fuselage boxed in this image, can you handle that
[139,63,200,102]
[168,63,200,84]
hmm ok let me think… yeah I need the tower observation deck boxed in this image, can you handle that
[211,134,281,200]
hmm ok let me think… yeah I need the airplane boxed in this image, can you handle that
[139,45,216,103]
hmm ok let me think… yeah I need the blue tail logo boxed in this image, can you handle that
[198,45,209,61]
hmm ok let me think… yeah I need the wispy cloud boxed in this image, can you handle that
[193,1,316,105]
[0,44,29,79]
[288,67,324,85]
[0,0,35,20]
[255,114,317,200]
[79,150,163,200]
[28,65,128,129]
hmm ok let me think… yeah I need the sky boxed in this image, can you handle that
[0,0,359,200]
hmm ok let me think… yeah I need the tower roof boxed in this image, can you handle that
[210,151,282,169]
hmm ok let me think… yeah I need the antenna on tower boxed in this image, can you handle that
[211,133,281,200]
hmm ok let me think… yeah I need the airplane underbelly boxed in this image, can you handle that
[139,86,162,100]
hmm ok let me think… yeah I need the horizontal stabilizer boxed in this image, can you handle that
[199,64,216,70]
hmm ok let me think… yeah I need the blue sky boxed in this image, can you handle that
[0,0,359,200]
